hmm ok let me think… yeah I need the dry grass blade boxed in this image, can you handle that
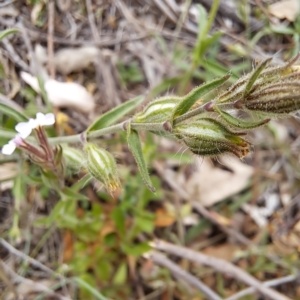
[225,274,297,300]
[0,239,62,279]
[150,240,292,300]
[144,251,222,300]
[0,259,70,300]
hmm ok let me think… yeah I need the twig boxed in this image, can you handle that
[144,251,222,300]
[0,93,24,112]
[0,17,149,46]
[0,259,71,300]
[1,38,30,72]
[150,240,292,300]
[16,19,37,75]
[0,238,63,280]
[86,0,120,105]
[225,274,297,300]
[47,0,56,78]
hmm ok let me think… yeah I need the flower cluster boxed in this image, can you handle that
[1,113,55,156]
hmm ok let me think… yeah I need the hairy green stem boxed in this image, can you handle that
[48,122,167,145]
[173,102,237,125]
[203,0,220,37]
[0,103,239,148]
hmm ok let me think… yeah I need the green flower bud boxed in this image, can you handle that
[133,96,180,123]
[173,118,250,158]
[84,143,121,193]
[244,86,300,114]
[62,146,85,171]
[216,55,300,115]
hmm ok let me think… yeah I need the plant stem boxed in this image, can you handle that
[0,102,239,147]
[173,102,237,125]
[48,121,167,145]
[203,0,220,37]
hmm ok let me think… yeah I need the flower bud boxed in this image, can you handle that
[84,143,121,193]
[173,118,251,158]
[133,96,180,123]
[62,146,85,171]
[216,55,300,115]
[244,88,300,114]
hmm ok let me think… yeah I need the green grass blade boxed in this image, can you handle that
[87,95,145,132]
[0,103,28,122]
[193,4,207,66]
[73,277,109,300]
[0,28,19,41]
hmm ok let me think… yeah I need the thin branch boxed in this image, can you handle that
[144,251,222,300]
[47,0,56,78]
[0,259,71,300]
[225,274,297,300]
[0,238,63,280]
[1,38,30,72]
[0,93,24,112]
[150,240,291,300]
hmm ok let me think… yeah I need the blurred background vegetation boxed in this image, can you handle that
[0,0,300,299]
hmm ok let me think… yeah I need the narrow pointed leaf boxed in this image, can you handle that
[243,58,272,98]
[193,4,208,65]
[127,122,155,193]
[172,73,230,122]
[0,103,28,122]
[0,28,19,41]
[214,105,270,129]
[87,95,144,132]
[73,277,108,300]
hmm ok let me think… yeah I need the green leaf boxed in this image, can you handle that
[122,242,151,256]
[87,95,145,132]
[127,122,155,193]
[0,103,28,122]
[73,277,108,300]
[111,207,126,237]
[200,31,223,56]
[172,73,230,122]
[70,173,93,192]
[214,105,270,129]
[193,4,208,66]
[243,58,272,98]
[112,263,127,285]
[60,187,89,201]
[0,28,19,42]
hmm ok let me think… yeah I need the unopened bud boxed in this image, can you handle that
[245,89,300,114]
[84,143,121,193]
[173,118,251,158]
[133,96,180,123]
[62,146,85,171]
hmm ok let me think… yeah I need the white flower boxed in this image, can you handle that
[1,113,55,156]
[1,134,24,155]
[15,112,55,137]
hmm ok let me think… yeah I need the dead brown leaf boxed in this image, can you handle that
[269,0,299,22]
[154,208,176,227]
[186,157,253,207]
[202,244,239,261]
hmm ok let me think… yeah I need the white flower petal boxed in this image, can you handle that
[1,141,17,155]
[36,112,45,123]
[43,113,55,126]
[35,112,55,126]
[15,121,33,138]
